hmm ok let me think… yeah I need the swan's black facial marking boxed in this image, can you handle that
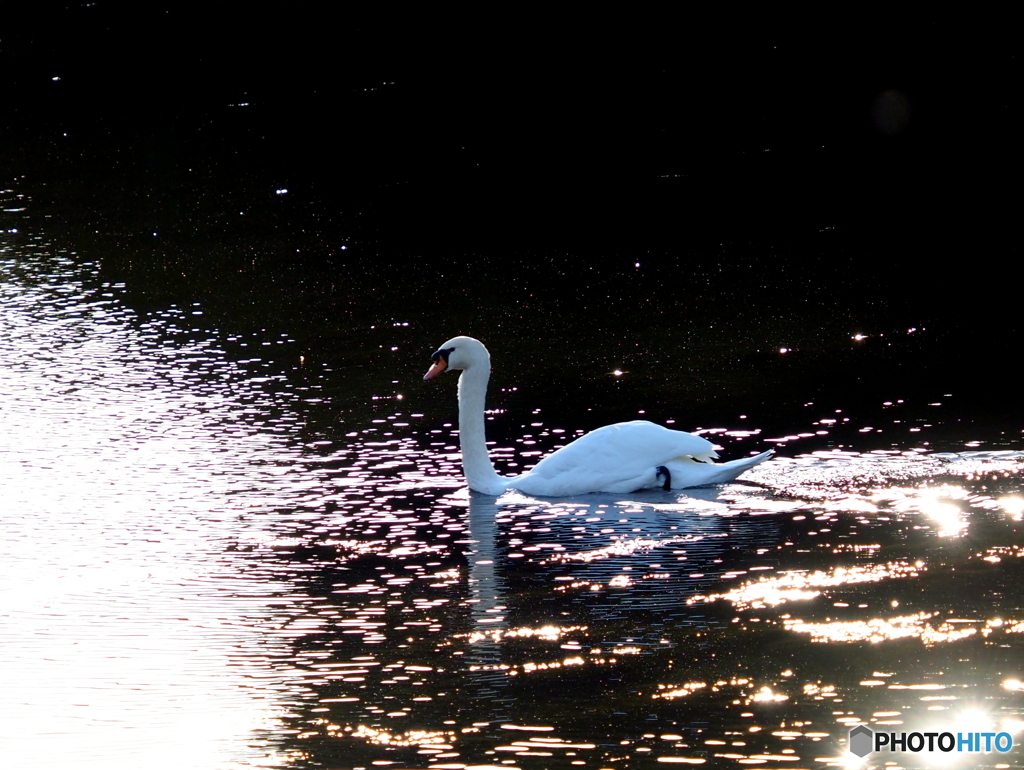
[431,347,454,365]
[655,465,671,491]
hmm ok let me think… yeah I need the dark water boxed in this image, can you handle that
[2,5,1022,769]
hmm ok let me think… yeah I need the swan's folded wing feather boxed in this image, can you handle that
[511,420,718,495]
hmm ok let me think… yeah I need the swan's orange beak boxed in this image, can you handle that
[423,359,448,381]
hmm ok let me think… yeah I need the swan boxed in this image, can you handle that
[423,336,773,496]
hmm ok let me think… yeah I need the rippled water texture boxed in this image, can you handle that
[3,197,1024,769]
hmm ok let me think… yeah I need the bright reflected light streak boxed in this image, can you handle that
[751,686,788,703]
[1001,496,1024,520]
[653,682,708,700]
[917,488,967,536]
[690,561,923,609]
[460,624,587,645]
[1003,718,1024,735]
[784,612,985,645]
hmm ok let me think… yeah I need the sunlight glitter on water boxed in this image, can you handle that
[782,613,998,645]
[688,561,925,610]
[1,242,315,767]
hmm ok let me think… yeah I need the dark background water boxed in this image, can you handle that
[4,7,1017,328]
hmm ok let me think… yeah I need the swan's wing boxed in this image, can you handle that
[510,420,719,496]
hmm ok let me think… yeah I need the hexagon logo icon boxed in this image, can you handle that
[849,724,874,758]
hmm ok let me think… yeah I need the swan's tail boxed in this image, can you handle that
[702,449,774,485]
[668,448,774,488]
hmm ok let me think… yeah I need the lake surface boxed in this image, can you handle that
[2,7,1021,767]
[2,182,1023,770]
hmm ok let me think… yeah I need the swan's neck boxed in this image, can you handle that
[457,363,505,494]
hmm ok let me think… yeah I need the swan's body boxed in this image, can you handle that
[424,336,773,496]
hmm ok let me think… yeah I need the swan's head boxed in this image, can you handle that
[423,336,490,381]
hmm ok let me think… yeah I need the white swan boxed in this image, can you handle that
[424,336,773,496]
